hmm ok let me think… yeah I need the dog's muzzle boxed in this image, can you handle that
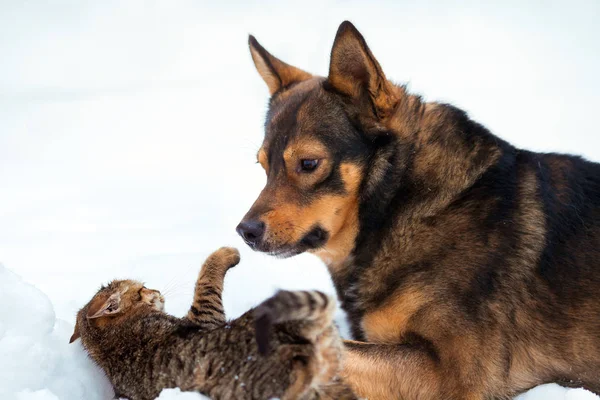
[236,220,265,249]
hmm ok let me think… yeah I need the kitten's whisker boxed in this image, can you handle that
[162,276,180,293]
[161,263,197,294]
[162,281,193,297]
[162,291,189,300]
[162,284,187,296]
[162,288,191,299]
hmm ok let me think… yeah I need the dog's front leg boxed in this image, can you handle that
[342,340,481,400]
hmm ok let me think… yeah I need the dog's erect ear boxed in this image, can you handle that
[248,35,312,95]
[327,21,398,120]
[87,292,122,319]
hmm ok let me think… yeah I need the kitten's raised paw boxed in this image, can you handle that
[208,247,241,271]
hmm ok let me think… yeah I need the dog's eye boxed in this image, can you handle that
[299,159,319,173]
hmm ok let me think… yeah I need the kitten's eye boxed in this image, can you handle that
[299,159,319,173]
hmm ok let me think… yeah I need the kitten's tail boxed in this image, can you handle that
[254,290,336,355]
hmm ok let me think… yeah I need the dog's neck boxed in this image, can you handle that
[312,201,360,273]
[318,93,508,289]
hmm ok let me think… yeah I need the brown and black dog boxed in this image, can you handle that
[237,21,600,399]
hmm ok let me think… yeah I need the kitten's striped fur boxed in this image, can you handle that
[71,247,356,400]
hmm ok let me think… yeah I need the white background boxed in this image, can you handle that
[1,1,599,399]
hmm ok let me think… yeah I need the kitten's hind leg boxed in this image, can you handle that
[317,377,358,400]
[254,291,347,393]
[254,290,336,354]
[186,247,240,330]
[278,344,317,400]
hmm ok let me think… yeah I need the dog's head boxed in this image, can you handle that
[237,22,402,265]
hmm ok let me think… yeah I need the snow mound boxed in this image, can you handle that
[155,388,210,399]
[0,264,114,400]
[515,384,599,400]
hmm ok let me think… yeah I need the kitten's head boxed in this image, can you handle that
[69,279,165,343]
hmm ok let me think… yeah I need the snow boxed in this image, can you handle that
[16,390,59,400]
[154,389,209,400]
[1,1,599,399]
[0,264,114,400]
[515,384,599,400]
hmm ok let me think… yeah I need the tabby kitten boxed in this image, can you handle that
[70,247,355,400]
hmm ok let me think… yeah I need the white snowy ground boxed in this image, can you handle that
[1,1,599,399]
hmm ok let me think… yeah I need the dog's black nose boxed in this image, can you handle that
[236,220,265,246]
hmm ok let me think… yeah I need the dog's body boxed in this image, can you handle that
[238,22,600,399]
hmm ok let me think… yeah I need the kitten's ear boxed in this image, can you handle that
[69,320,80,344]
[249,35,312,95]
[87,292,122,319]
[327,21,397,119]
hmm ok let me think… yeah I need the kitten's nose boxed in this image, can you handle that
[236,220,265,247]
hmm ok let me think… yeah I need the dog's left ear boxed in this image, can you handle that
[327,21,398,120]
[249,35,312,95]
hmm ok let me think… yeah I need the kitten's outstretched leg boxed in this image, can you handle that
[254,290,336,354]
[255,290,349,397]
[185,247,240,330]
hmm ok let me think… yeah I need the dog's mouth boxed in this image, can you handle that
[249,226,329,259]
[299,226,329,249]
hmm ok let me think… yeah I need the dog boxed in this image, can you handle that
[237,21,600,399]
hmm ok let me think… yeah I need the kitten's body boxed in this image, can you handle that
[84,307,309,399]
[72,248,355,400]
